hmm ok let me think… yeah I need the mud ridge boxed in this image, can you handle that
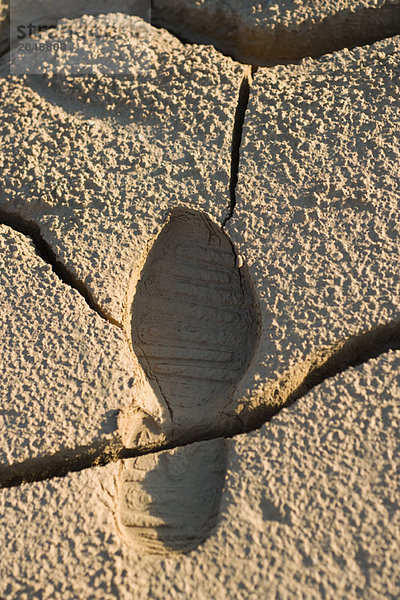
[152,1,400,65]
[0,208,122,328]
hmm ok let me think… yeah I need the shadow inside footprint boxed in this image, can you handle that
[117,439,227,554]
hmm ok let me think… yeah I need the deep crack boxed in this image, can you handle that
[0,209,122,328]
[287,321,400,410]
[0,438,174,489]
[238,320,400,433]
[222,66,256,228]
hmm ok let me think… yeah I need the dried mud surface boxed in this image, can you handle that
[1,352,398,599]
[0,10,399,599]
[0,14,243,323]
[0,224,134,466]
[227,35,400,426]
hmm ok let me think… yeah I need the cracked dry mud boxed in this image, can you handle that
[0,7,399,600]
[0,224,134,467]
[0,14,244,323]
[1,353,399,598]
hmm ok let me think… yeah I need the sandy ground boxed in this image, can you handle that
[0,224,133,466]
[0,8,399,599]
[0,15,243,323]
[0,352,398,598]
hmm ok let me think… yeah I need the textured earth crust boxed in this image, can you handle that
[2,1,400,62]
[152,0,400,62]
[0,224,134,466]
[1,0,149,54]
[0,14,243,324]
[226,34,400,426]
[0,9,399,600]
[1,352,398,598]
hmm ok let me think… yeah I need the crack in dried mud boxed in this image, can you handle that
[1,319,399,490]
[222,66,256,228]
[287,321,400,410]
[0,438,175,490]
[238,321,400,434]
[0,209,122,328]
